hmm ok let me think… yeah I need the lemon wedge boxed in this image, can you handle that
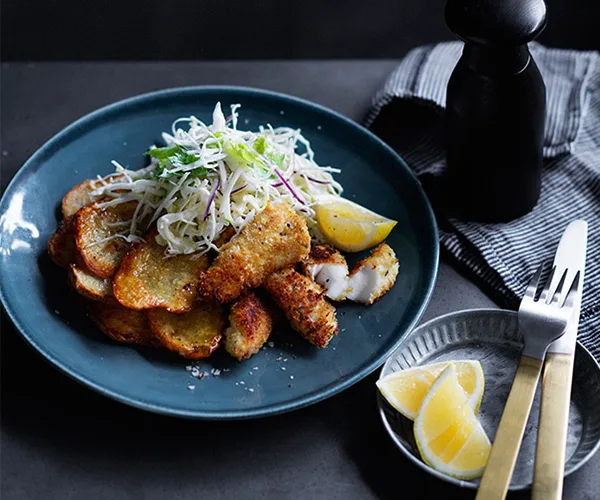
[377,360,484,420]
[414,365,491,480]
[314,197,397,252]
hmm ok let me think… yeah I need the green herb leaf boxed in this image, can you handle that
[146,146,180,160]
[253,137,267,155]
[175,150,199,165]
[223,140,270,174]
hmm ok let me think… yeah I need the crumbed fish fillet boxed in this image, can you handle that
[346,243,399,304]
[300,245,349,301]
[264,267,338,348]
[225,291,275,361]
[198,202,311,303]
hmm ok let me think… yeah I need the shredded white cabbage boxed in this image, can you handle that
[89,102,343,255]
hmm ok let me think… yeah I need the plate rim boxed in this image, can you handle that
[0,84,439,419]
[377,307,600,490]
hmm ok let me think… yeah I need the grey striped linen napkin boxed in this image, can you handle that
[365,42,600,360]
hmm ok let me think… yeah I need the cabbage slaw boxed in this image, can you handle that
[89,102,343,255]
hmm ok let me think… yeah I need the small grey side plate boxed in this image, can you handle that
[378,308,600,490]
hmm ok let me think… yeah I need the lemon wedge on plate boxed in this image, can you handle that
[314,197,397,252]
[377,360,484,420]
[414,365,491,480]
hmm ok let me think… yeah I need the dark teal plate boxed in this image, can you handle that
[0,86,438,419]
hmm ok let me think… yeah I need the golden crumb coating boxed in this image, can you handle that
[198,202,311,303]
[264,267,338,348]
[225,291,275,361]
[346,243,399,304]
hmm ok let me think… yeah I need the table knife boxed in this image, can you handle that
[532,220,588,500]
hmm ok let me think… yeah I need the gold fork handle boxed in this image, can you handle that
[476,355,544,500]
[532,353,574,500]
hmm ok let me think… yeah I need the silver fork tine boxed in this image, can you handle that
[525,263,545,300]
[550,269,569,305]
[562,271,581,309]
[539,265,556,303]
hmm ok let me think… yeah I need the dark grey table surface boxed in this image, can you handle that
[1,61,598,500]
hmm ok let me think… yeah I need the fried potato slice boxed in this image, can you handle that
[225,291,275,361]
[199,202,311,303]
[264,267,339,348]
[62,180,96,218]
[75,201,137,278]
[48,215,78,269]
[113,232,209,313]
[61,174,124,218]
[147,303,226,359]
[69,259,114,302]
[88,301,160,347]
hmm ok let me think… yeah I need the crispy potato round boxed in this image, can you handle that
[69,261,114,302]
[147,303,226,359]
[75,201,137,278]
[62,180,95,218]
[88,301,160,347]
[114,233,209,313]
[47,215,78,269]
[61,174,124,218]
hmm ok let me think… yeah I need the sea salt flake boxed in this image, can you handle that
[248,388,255,392]
[188,385,195,390]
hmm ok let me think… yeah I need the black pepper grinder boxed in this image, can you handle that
[445,0,547,222]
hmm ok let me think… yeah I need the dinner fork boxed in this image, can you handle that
[475,263,580,500]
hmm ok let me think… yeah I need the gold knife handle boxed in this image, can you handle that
[476,355,544,500]
[532,353,574,500]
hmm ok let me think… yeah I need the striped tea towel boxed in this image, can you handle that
[365,42,600,360]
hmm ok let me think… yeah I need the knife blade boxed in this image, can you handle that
[532,220,588,500]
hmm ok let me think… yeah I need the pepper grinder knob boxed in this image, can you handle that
[446,0,547,47]
[444,0,548,222]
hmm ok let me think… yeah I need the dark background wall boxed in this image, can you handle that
[1,0,599,61]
